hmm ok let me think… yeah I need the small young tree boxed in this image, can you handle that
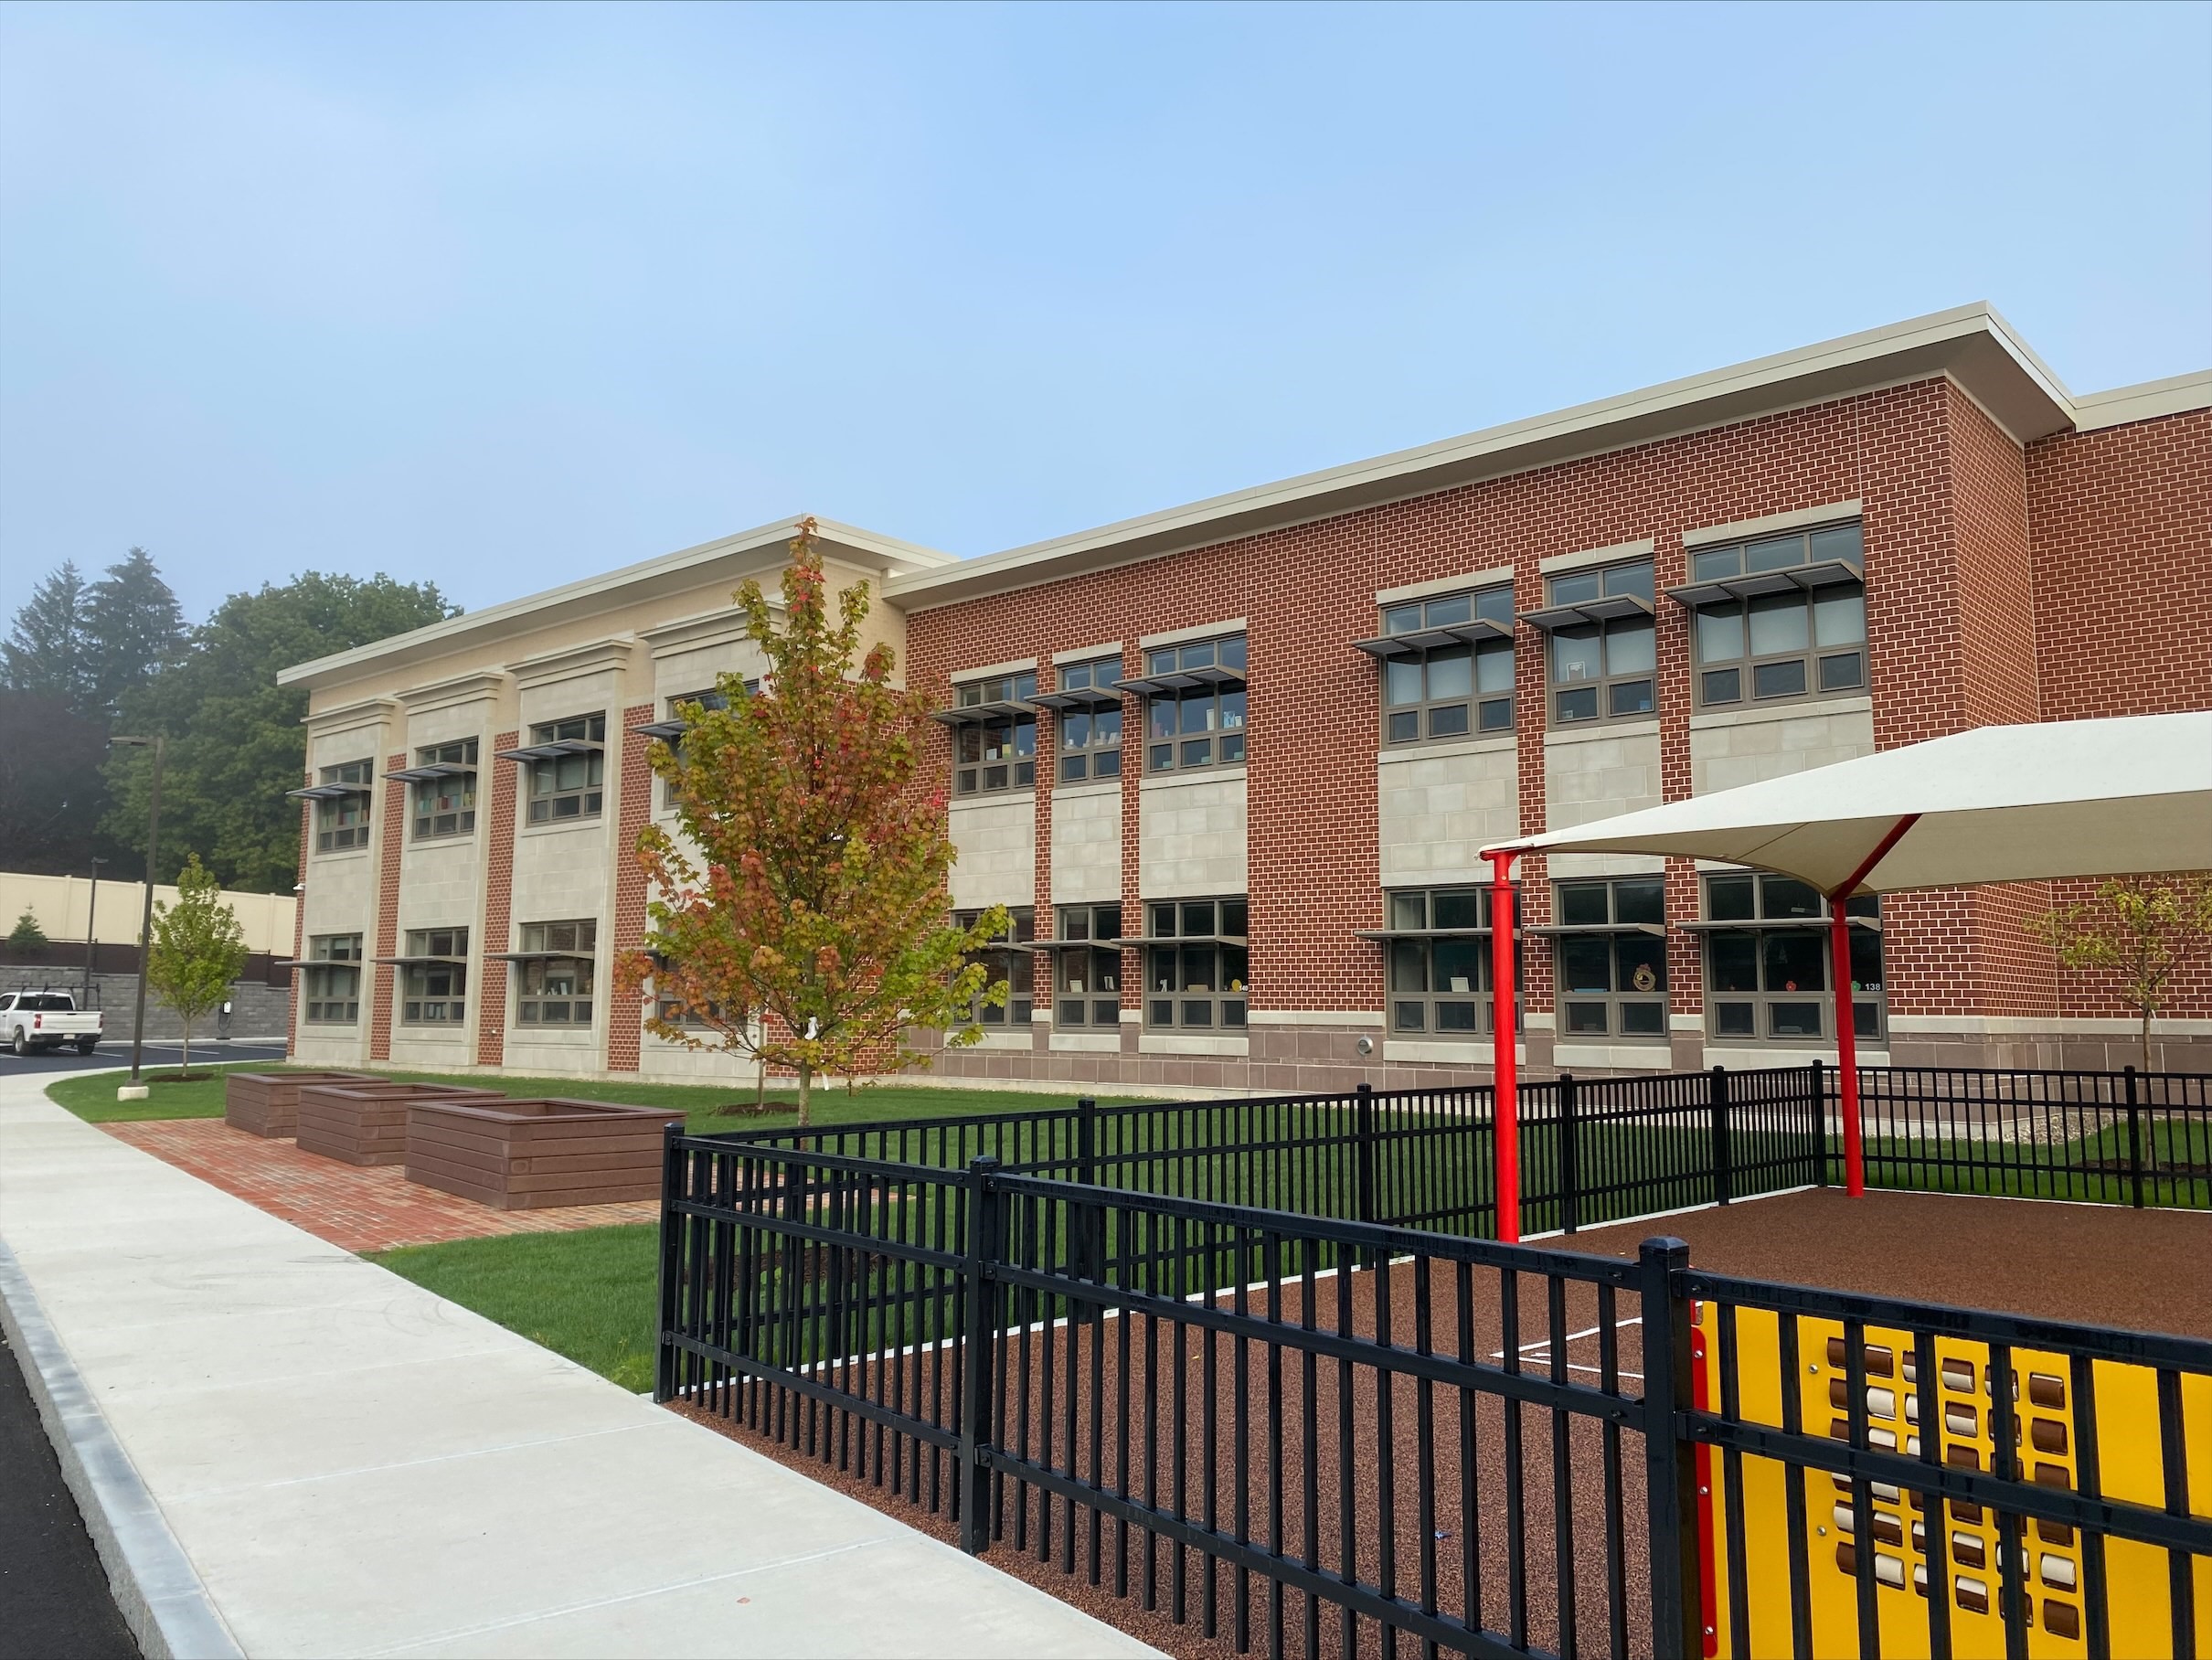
[618,519,1007,1126]
[7,910,48,953]
[145,854,248,1074]
[2027,875,2212,1072]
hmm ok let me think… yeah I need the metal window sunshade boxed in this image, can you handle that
[931,697,1036,725]
[383,761,477,784]
[285,782,374,801]
[1516,592,1657,633]
[1111,664,1246,696]
[493,739,605,762]
[1664,554,1865,610]
[1350,616,1514,658]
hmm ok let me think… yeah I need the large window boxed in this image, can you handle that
[1052,903,1123,1027]
[946,671,1038,797]
[515,920,596,1027]
[521,714,606,825]
[1051,661,1124,783]
[399,927,468,1025]
[954,907,1035,1026]
[1129,636,1247,774]
[311,761,374,852]
[1370,889,1515,1038]
[1368,588,1516,745]
[1527,561,1656,726]
[1139,898,1248,1029]
[407,740,478,840]
[303,934,361,1024]
[1547,878,1667,1041]
[646,687,735,808]
[1681,524,1866,708]
[1698,873,1883,1045]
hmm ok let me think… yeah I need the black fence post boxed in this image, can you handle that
[1809,1059,1829,1186]
[958,1154,1003,1555]
[1638,1236,1704,1660]
[2124,1065,2145,1209]
[1354,1082,1379,1265]
[653,1119,686,1404]
[1072,1096,1102,1324]
[1711,1065,1733,1207]
[1558,1072,1581,1235]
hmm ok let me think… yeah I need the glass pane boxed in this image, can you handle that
[1695,602,1745,663]
[1096,1000,1121,1025]
[1708,932,1759,993]
[1181,739,1212,767]
[1393,1000,1425,1032]
[1819,652,1865,692]
[1428,704,1470,738]
[1618,933,1666,995]
[1474,641,1514,694]
[1061,664,1091,691]
[1615,878,1664,925]
[1609,678,1654,717]
[1388,941,1427,992]
[1094,707,1121,743]
[1813,586,1866,646]
[1558,883,1610,927]
[1620,1001,1666,1036]
[1181,901,1216,937]
[1560,937,1612,993]
[1151,902,1177,938]
[1748,591,1809,654]
[1180,999,1214,1027]
[1477,697,1514,731]
[1385,659,1423,706]
[1854,1001,1880,1039]
[1808,523,1863,566]
[1389,891,1426,931]
[1180,641,1215,670]
[1427,644,1473,700]
[1763,931,1826,993]
[1551,625,1601,685]
[1223,1000,1246,1027]
[1548,571,1601,606]
[1150,999,1173,1026]
[1095,748,1122,776]
[1220,899,1248,934]
[1223,947,1248,993]
[1605,616,1655,676]
[1148,947,1177,992]
[1715,1002,1755,1037]
[984,764,1008,791]
[1388,711,1420,742]
[1431,890,1481,931]
[1384,604,1421,634]
[1148,744,1172,771]
[1218,637,1247,672]
[1147,649,1175,676]
[1564,1002,1609,1035]
[1425,592,1473,626]
[1752,659,1808,699]
[1745,535,1805,574]
[1435,1000,1480,1032]
[1701,668,1742,704]
[1849,927,1885,995]
[1060,755,1088,782]
[1768,1002,1823,1038]
[1473,587,1515,626]
[1150,698,1176,739]
[1218,687,1245,729]
[1220,731,1245,763]
[1061,710,1090,748]
[1433,938,1483,995]
[1555,686,1598,723]
[1180,695,1214,734]
[1763,878,1822,919]
[1603,562,1654,601]
[1691,547,1741,581]
[1058,999,1085,1026]
[1179,946,1217,992]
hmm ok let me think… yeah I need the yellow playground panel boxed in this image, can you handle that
[1697,1304,2212,1659]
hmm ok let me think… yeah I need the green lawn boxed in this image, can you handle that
[43,1060,1150,1132]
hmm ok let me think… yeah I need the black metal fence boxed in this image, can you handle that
[656,1128,2212,1659]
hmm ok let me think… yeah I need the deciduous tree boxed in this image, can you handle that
[145,854,249,1075]
[2028,875,2212,1071]
[619,520,1005,1125]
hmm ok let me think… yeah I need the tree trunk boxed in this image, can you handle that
[180,1017,190,1076]
[755,1057,768,1109]
[796,1061,813,1129]
[2142,1004,2155,1076]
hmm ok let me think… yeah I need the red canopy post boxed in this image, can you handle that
[1829,908,1865,1197]
[1488,848,1520,1243]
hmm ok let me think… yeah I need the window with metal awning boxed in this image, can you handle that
[1119,897,1248,1029]
[294,760,377,852]
[1364,888,1518,1038]
[937,670,1038,796]
[1519,559,1658,726]
[389,739,480,839]
[1119,637,1247,776]
[1358,587,1517,744]
[1669,523,1868,708]
[499,714,606,824]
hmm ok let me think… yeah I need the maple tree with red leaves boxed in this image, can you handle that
[617,518,1008,1124]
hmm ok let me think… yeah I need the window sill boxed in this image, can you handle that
[1377,731,1515,764]
[951,789,1037,809]
[1138,764,1247,793]
[1383,1038,1523,1064]
[1543,718,1659,748]
[509,1027,596,1041]
[1687,693,1871,731]
[310,847,371,862]
[965,1029,1034,1051]
[518,817,606,837]
[1704,1041,1889,1066]
[1139,1033,1250,1057]
[1050,1031,1122,1053]
[1050,776,1122,801]
[1550,1042,1675,1070]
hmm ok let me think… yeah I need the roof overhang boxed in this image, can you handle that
[278,516,952,693]
[884,303,2092,612]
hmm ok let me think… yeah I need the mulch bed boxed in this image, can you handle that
[670,1188,2212,1659]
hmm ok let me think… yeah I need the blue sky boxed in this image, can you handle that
[3,1,2207,619]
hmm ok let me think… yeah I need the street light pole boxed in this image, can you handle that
[81,857,106,1006]
[111,736,165,1099]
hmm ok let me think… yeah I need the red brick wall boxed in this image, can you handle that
[604,702,654,1072]
[367,754,405,1061]
[474,730,519,1068]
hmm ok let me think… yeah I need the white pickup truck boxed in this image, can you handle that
[1,990,102,1056]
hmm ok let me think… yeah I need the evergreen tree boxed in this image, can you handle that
[2,560,96,712]
[86,548,185,720]
[103,571,456,891]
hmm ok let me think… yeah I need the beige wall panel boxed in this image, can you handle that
[1544,722,1663,830]
[1139,771,1248,900]
[949,795,1037,910]
[1049,783,1123,906]
[1688,699,1877,795]
[1377,737,1518,889]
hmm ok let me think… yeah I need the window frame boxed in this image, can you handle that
[1534,560,1658,728]
[1546,878,1669,1043]
[515,919,598,1028]
[1139,897,1249,1031]
[409,739,479,841]
[399,925,469,1025]
[1051,903,1124,1027]
[1375,888,1518,1038]
[953,907,1036,1027]
[948,671,1039,798]
[1050,661,1125,784]
[314,761,375,853]
[1373,588,1516,747]
[1133,636,1248,776]
[303,933,362,1024]
[1681,522,1868,710]
[656,687,736,808]
[1697,872,1885,1047]
[525,714,607,825]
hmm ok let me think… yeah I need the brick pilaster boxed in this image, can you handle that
[475,730,519,1068]
[605,702,655,1072]
[367,754,404,1061]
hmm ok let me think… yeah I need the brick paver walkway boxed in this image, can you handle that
[100,1119,657,1252]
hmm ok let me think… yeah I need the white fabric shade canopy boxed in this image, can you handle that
[1487,711,2212,896]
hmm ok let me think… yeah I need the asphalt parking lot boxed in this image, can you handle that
[0,1038,289,1079]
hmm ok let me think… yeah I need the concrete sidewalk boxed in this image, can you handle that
[0,1074,1157,1659]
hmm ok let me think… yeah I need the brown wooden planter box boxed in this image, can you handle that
[224,1070,377,1138]
[294,1082,506,1167]
[405,1098,680,1210]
